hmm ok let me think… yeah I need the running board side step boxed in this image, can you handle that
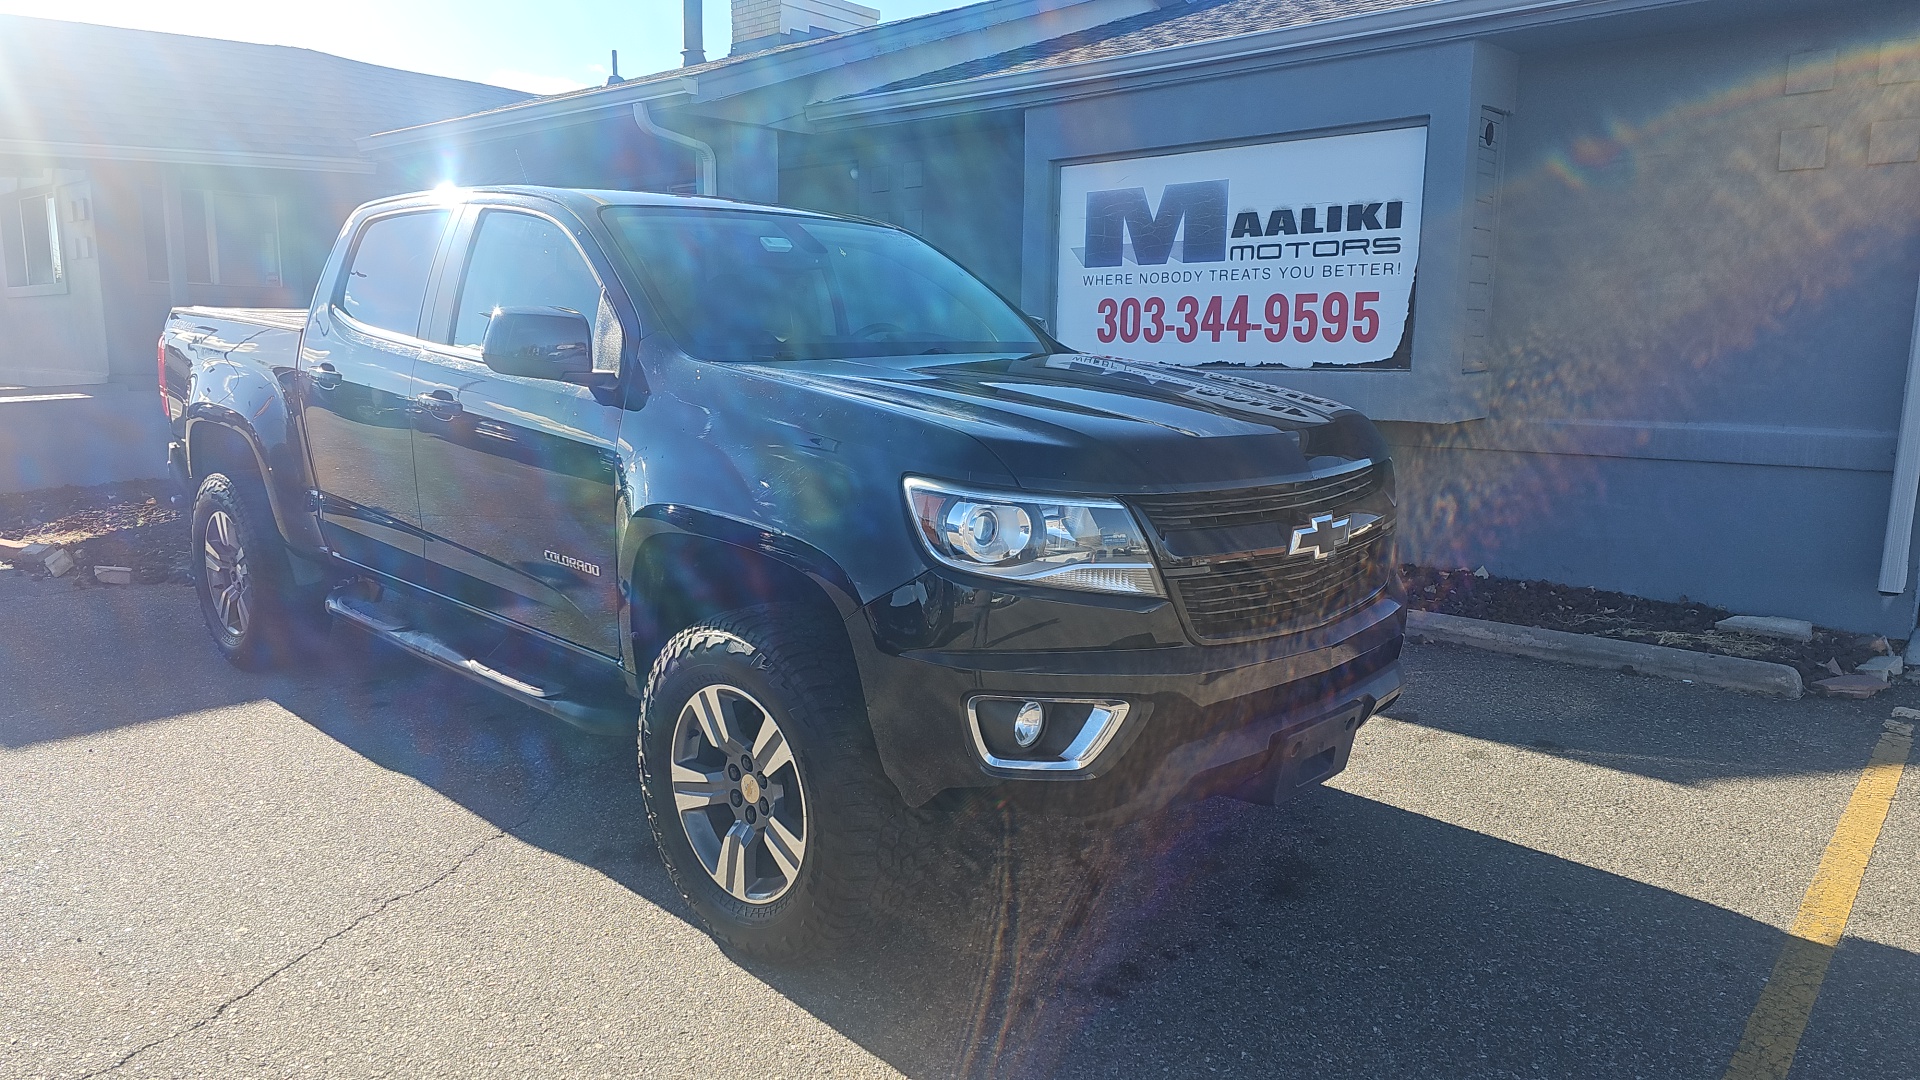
[326,589,633,736]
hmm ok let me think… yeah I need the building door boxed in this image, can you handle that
[297,208,449,573]
[410,207,624,656]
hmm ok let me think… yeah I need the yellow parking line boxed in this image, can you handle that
[1722,719,1913,1080]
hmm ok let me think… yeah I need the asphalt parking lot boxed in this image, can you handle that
[3,572,1916,1079]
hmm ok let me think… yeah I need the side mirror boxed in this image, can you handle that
[481,307,593,381]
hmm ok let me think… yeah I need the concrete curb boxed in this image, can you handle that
[1407,610,1805,699]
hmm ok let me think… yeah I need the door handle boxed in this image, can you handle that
[311,362,341,391]
[414,389,462,420]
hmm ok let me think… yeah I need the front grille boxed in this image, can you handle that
[1161,527,1393,643]
[1131,463,1392,644]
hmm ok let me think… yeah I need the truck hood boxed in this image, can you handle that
[745,352,1388,493]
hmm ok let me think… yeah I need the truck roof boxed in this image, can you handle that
[358,185,839,221]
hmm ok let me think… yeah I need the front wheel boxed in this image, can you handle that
[638,604,904,960]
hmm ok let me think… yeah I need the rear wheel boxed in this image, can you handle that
[191,471,302,670]
[638,604,903,960]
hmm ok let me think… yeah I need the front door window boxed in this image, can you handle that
[411,208,625,654]
[450,211,603,350]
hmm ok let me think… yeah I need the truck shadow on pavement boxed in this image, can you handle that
[268,631,1919,1080]
[5,581,1915,1079]
[0,580,275,748]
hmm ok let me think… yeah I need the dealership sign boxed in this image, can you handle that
[1056,126,1427,369]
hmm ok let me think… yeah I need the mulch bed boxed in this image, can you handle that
[1402,565,1895,683]
[0,480,191,586]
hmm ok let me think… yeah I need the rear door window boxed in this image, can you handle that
[337,210,449,338]
[450,210,603,350]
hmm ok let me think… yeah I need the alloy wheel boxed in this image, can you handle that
[669,683,808,904]
[202,509,252,640]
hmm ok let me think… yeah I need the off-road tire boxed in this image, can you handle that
[638,603,904,960]
[191,471,303,670]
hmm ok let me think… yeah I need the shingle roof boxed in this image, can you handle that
[869,0,1442,93]
[385,38,792,132]
[0,15,528,161]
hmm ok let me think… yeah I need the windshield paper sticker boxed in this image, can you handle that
[1056,126,1426,369]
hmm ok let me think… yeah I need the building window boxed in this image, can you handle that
[4,188,63,290]
[143,187,282,287]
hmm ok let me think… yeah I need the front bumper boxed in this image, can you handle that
[848,577,1405,812]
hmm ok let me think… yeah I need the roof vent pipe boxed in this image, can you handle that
[683,0,707,65]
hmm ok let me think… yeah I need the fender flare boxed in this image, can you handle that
[180,407,321,554]
[617,503,865,671]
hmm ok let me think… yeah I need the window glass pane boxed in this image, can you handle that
[339,211,448,337]
[451,211,601,349]
[210,192,280,287]
[20,193,57,286]
[43,194,62,284]
[599,207,1040,362]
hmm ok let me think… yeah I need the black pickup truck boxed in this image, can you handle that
[160,187,1404,956]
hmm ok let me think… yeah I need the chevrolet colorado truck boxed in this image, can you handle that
[160,187,1405,957]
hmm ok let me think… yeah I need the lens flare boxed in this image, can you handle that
[1395,33,1920,595]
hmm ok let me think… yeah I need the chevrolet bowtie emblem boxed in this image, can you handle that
[1289,512,1382,560]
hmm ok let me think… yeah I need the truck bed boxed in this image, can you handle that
[171,306,308,333]
[163,306,305,367]
[161,307,307,420]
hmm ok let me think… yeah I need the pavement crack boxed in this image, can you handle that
[76,779,569,1079]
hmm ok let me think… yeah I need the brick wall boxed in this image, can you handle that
[733,0,783,47]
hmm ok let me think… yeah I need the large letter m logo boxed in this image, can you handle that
[1082,180,1227,268]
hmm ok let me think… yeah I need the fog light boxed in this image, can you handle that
[967,696,1132,771]
[1013,701,1045,748]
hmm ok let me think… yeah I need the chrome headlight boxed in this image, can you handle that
[903,477,1164,597]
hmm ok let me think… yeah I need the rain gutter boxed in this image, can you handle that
[364,79,696,151]
[0,139,373,174]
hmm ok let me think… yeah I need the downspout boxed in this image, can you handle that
[633,101,717,197]
[1875,270,1920,595]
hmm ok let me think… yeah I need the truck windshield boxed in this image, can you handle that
[600,206,1044,362]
